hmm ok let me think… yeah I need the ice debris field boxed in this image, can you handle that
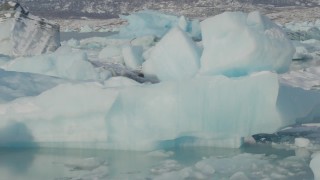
[2,1,320,179]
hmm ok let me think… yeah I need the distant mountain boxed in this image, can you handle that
[15,0,320,19]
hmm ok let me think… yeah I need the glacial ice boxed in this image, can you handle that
[2,47,99,81]
[98,46,124,64]
[285,21,320,41]
[0,72,284,149]
[200,11,295,77]
[277,83,320,124]
[142,27,201,81]
[122,45,144,70]
[1,9,320,153]
[0,82,118,148]
[310,152,320,180]
[293,45,313,60]
[294,138,311,148]
[107,72,281,150]
[119,10,201,39]
[0,2,60,57]
[0,69,65,103]
[152,153,310,180]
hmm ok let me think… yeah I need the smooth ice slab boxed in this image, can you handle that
[3,47,99,81]
[143,27,201,81]
[200,11,295,77]
[0,69,65,103]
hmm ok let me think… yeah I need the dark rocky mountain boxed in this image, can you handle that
[14,0,320,19]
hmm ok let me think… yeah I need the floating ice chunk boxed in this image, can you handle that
[0,2,60,56]
[122,45,144,70]
[277,83,320,124]
[67,38,80,48]
[4,47,98,81]
[98,46,124,64]
[107,72,281,150]
[142,27,201,81]
[294,138,311,148]
[195,161,215,175]
[293,46,312,60]
[230,172,249,180]
[64,157,106,171]
[310,152,320,180]
[151,160,181,175]
[295,148,311,159]
[152,153,311,179]
[200,11,295,77]
[0,82,118,147]
[70,165,109,180]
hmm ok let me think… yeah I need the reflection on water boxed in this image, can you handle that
[0,145,314,180]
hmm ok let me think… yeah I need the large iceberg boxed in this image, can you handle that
[0,1,60,57]
[0,72,284,150]
[200,11,295,77]
[107,72,281,150]
[1,70,319,150]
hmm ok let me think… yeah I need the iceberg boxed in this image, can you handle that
[0,72,282,150]
[0,82,118,148]
[3,47,99,81]
[200,11,295,77]
[0,1,60,57]
[119,10,201,39]
[107,72,282,150]
[142,27,201,81]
